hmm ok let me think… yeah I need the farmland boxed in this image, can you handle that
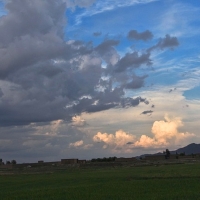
[0,162,200,200]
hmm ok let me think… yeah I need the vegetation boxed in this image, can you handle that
[91,157,116,162]
[1,163,200,199]
[11,160,17,165]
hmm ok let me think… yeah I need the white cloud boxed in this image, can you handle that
[93,115,196,153]
[156,3,200,37]
[71,115,87,127]
[83,144,93,149]
[34,119,65,136]
[135,115,195,148]
[75,0,159,25]
[93,129,135,149]
[69,140,84,147]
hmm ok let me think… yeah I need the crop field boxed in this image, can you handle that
[0,163,200,200]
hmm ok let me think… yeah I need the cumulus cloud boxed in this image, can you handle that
[136,116,195,148]
[93,130,135,149]
[151,115,194,144]
[71,115,87,127]
[93,116,195,152]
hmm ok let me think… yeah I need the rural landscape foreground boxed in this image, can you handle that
[1,143,200,200]
[1,161,200,199]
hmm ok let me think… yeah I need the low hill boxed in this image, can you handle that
[171,143,200,155]
[140,143,200,158]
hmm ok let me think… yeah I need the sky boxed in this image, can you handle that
[0,0,200,163]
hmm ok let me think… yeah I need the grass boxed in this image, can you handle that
[0,163,200,199]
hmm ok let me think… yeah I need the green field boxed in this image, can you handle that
[0,163,200,200]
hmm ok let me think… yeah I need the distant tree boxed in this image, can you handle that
[176,151,179,159]
[6,161,11,165]
[0,159,4,165]
[165,149,170,159]
[180,152,185,156]
[91,157,117,162]
[11,160,17,165]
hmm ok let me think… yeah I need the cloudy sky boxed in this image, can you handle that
[0,0,200,163]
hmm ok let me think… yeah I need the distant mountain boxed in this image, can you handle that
[171,143,200,155]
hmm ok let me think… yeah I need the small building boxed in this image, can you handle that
[61,159,78,164]
[38,160,44,163]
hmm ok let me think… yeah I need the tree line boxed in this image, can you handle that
[0,159,17,165]
[91,157,117,162]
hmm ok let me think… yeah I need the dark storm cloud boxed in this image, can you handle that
[126,142,133,145]
[127,30,153,41]
[95,39,120,66]
[125,75,147,89]
[86,103,117,113]
[0,0,66,46]
[114,52,152,73]
[121,97,148,108]
[157,34,179,49]
[95,39,120,55]
[141,110,153,115]
[0,1,179,126]
[148,34,179,52]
